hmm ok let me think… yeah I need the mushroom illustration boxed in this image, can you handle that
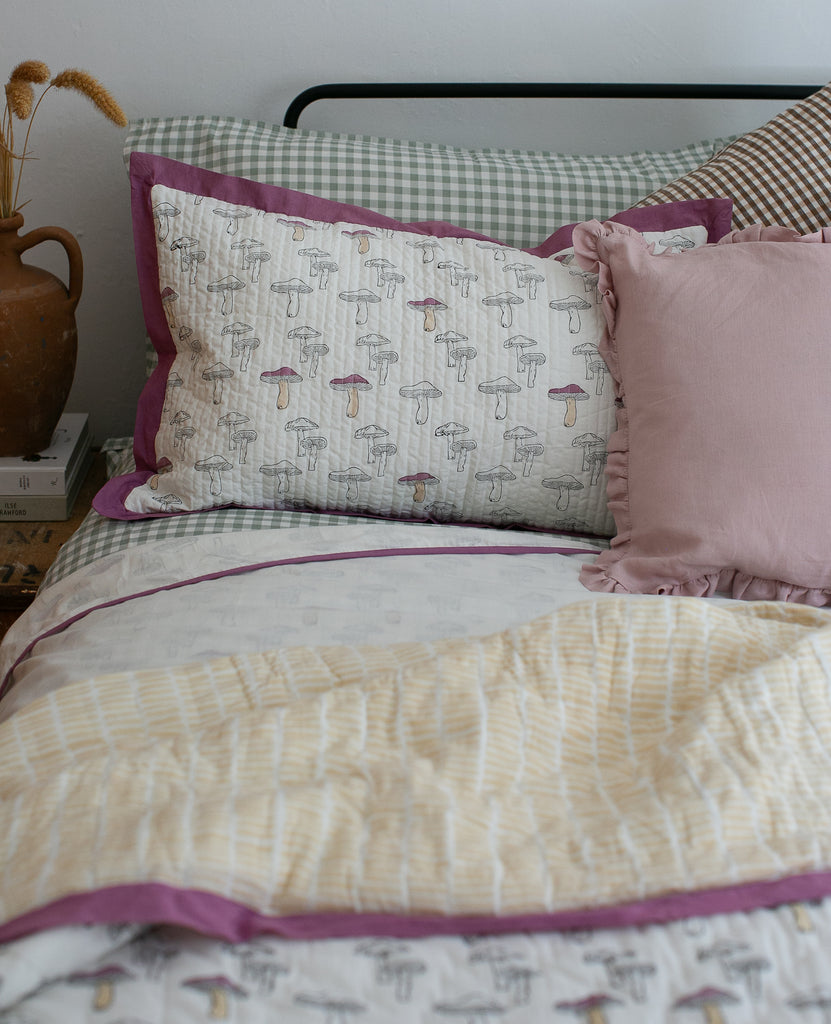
[542,474,583,511]
[504,425,538,461]
[356,333,390,371]
[503,335,537,372]
[194,454,232,496]
[69,965,134,1011]
[218,411,250,450]
[355,424,389,463]
[174,426,195,460]
[456,268,479,297]
[554,993,622,1023]
[154,492,183,513]
[170,233,198,270]
[163,371,183,414]
[207,275,245,316]
[300,435,327,471]
[517,269,544,299]
[399,380,442,425]
[371,442,397,477]
[658,232,696,253]
[315,258,339,289]
[398,471,438,502]
[342,228,376,253]
[365,257,396,286]
[589,357,609,395]
[449,345,476,382]
[294,992,366,1021]
[550,294,592,333]
[232,428,257,464]
[478,377,521,421]
[271,278,313,318]
[476,240,509,261]
[548,384,589,427]
[153,201,180,241]
[407,296,447,332]
[287,325,321,364]
[789,987,831,1018]
[587,449,607,484]
[277,217,313,241]
[230,236,263,270]
[188,336,203,364]
[519,349,546,388]
[246,248,271,282]
[384,958,427,1002]
[435,330,468,367]
[201,362,234,404]
[330,374,372,418]
[482,291,523,328]
[673,986,739,1024]
[261,366,302,410]
[572,341,601,379]
[375,349,399,385]
[260,460,302,495]
[435,421,469,459]
[438,259,466,286]
[569,266,600,294]
[433,993,505,1021]
[491,505,521,525]
[516,442,544,476]
[285,416,319,455]
[451,438,477,470]
[232,334,260,371]
[221,320,254,353]
[406,238,443,263]
[381,270,405,298]
[504,261,535,288]
[298,246,329,275]
[304,341,329,378]
[572,432,605,470]
[338,289,380,326]
[148,455,174,489]
[475,464,516,502]
[213,207,251,235]
[160,286,179,328]
[182,975,248,1019]
[330,466,371,502]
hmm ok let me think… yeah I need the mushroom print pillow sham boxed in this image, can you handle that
[96,153,731,534]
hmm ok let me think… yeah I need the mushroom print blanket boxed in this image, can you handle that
[2,524,831,1019]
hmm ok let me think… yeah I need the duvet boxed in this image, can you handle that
[1,521,831,1021]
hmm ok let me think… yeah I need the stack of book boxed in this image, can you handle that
[0,414,93,521]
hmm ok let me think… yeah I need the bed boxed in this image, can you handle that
[0,79,830,1021]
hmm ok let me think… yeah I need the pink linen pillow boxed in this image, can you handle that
[572,220,831,604]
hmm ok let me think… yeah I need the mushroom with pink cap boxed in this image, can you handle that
[260,460,302,495]
[330,465,371,502]
[69,965,134,1011]
[261,366,303,410]
[550,293,592,333]
[207,275,245,316]
[475,464,516,502]
[153,201,180,242]
[194,454,233,496]
[338,289,380,326]
[554,993,622,1022]
[478,376,521,421]
[300,435,327,471]
[287,325,321,364]
[285,416,319,455]
[407,297,446,332]
[355,424,389,463]
[330,374,372,419]
[398,471,438,503]
[451,438,477,471]
[482,291,523,328]
[271,278,313,318]
[548,383,588,428]
[277,217,313,240]
[519,349,546,388]
[213,207,251,235]
[435,421,469,460]
[542,473,583,511]
[673,987,740,1023]
[201,362,234,404]
[342,228,377,254]
[399,380,442,425]
[182,974,248,1018]
[406,238,443,263]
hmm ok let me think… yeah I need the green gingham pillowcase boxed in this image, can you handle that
[124,115,732,251]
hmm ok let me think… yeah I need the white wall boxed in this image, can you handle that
[2,0,828,443]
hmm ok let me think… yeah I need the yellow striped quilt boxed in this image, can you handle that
[2,595,831,929]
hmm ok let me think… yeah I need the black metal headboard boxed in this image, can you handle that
[283,82,820,129]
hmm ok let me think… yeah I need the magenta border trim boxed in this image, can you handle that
[0,542,598,699]
[1,869,830,945]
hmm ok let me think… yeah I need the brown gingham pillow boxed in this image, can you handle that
[636,82,831,233]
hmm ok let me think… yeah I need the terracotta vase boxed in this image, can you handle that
[0,212,83,456]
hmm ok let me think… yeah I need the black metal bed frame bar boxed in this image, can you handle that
[283,81,820,128]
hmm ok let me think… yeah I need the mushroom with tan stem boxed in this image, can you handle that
[451,438,477,470]
[475,464,516,502]
[478,376,521,421]
[287,325,320,364]
[673,986,740,1024]
[342,228,376,253]
[407,296,446,332]
[277,217,313,241]
[375,349,399,385]
[260,460,302,495]
[69,965,134,1011]
[194,454,232,496]
[148,455,174,489]
[201,362,234,404]
[482,291,523,328]
[338,289,381,326]
[271,278,313,318]
[330,374,372,418]
[232,428,257,464]
[519,349,546,388]
[218,411,249,450]
[398,471,438,503]
[300,435,327,471]
[550,293,592,333]
[261,366,303,410]
[213,207,251,235]
[399,380,442,425]
[554,992,622,1024]
[355,424,389,463]
[153,201,180,241]
[182,975,248,1019]
[285,416,319,456]
[435,421,469,460]
[160,286,179,328]
[330,466,371,502]
[207,275,245,316]
[542,474,583,511]
[548,384,589,428]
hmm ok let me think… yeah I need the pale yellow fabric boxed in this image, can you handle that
[2,596,831,925]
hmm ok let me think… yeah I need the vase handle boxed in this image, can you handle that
[16,225,84,313]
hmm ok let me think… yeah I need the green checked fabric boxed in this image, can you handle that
[124,115,732,250]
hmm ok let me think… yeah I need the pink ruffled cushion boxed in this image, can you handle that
[572,219,831,605]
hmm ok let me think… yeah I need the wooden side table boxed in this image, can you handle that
[0,450,106,640]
